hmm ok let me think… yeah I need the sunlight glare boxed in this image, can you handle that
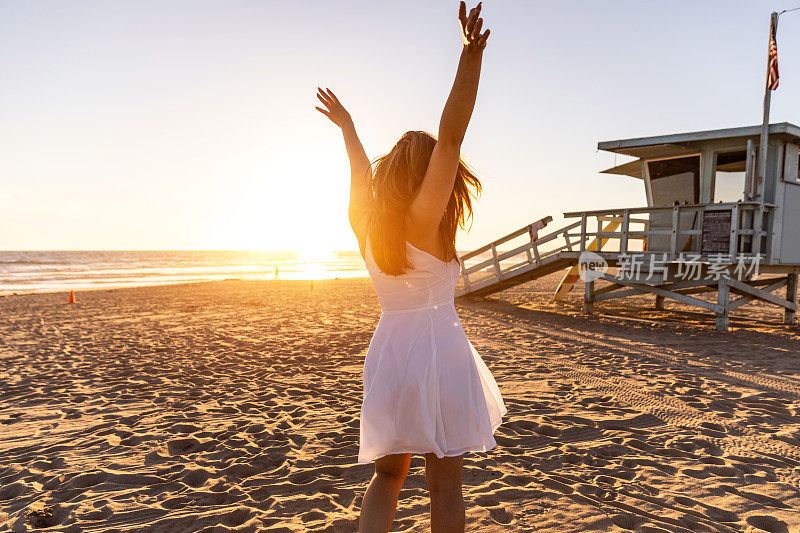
[296,243,337,280]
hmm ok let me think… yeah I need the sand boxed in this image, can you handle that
[1,274,800,532]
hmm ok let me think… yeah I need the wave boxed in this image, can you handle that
[0,250,369,294]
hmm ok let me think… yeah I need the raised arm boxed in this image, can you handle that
[407,2,489,237]
[315,88,372,248]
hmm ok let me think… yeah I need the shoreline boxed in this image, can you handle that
[0,249,371,298]
[0,275,373,298]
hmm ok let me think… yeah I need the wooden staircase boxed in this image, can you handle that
[455,216,584,298]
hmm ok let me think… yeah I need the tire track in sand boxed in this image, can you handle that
[461,306,800,492]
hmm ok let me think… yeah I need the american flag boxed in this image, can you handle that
[768,19,779,90]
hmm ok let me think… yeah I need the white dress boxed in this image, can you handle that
[358,236,508,464]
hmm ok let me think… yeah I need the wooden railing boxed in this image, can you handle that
[561,202,774,261]
[456,201,776,297]
[457,216,583,293]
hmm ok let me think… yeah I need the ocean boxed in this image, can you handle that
[0,250,370,295]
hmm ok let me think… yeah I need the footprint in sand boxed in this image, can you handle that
[166,436,215,455]
[182,468,212,487]
[66,471,107,489]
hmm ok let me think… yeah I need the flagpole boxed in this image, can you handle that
[756,11,779,199]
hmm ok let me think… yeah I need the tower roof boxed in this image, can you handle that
[599,122,800,179]
[599,122,800,157]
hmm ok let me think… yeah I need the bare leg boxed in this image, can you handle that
[359,453,411,533]
[425,453,465,533]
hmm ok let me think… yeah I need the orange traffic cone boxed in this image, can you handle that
[68,290,76,304]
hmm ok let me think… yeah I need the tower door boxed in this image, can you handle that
[645,155,701,253]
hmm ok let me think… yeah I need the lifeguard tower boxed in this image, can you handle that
[455,123,800,332]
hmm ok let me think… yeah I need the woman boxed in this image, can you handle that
[316,2,506,531]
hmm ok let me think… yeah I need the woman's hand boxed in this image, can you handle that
[406,1,488,236]
[315,87,353,129]
[315,85,371,250]
[459,1,489,53]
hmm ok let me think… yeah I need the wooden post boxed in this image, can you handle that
[580,214,587,253]
[785,272,798,324]
[620,209,630,255]
[529,222,542,265]
[752,204,764,257]
[583,277,594,315]
[654,295,665,310]
[670,206,680,258]
[700,149,717,204]
[460,262,471,292]
[716,276,730,332]
[642,160,654,206]
[729,204,740,258]
[491,244,501,280]
[757,12,779,199]
[745,139,756,200]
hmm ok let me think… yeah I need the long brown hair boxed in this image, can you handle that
[367,130,482,276]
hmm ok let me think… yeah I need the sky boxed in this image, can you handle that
[2,0,799,252]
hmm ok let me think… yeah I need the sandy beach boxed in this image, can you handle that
[2,275,800,532]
